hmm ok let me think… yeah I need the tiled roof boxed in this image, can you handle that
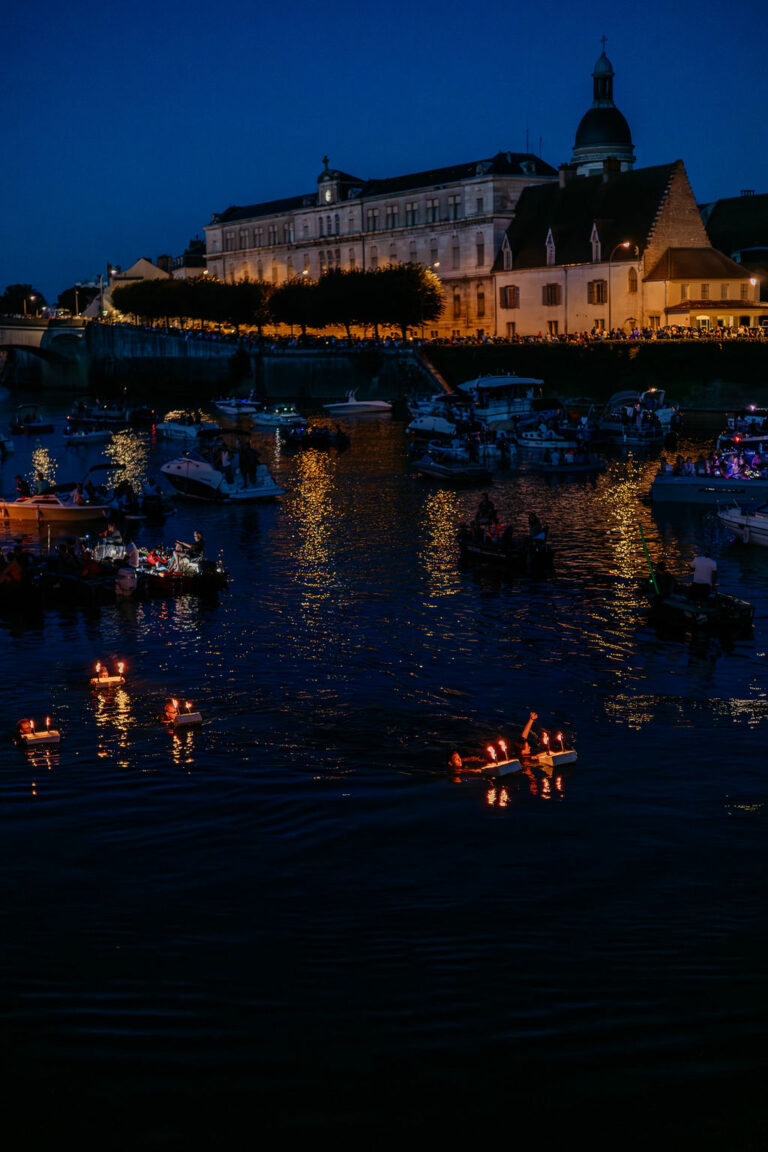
[644,247,751,281]
[210,153,557,224]
[499,161,680,270]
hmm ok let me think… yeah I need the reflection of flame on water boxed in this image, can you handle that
[419,489,461,597]
[170,728,197,769]
[25,745,60,782]
[93,686,134,757]
[106,429,152,492]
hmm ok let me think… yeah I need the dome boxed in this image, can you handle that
[592,51,613,77]
[575,105,632,148]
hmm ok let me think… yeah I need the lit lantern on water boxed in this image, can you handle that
[91,660,126,687]
[16,716,61,745]
[167,698,202,728]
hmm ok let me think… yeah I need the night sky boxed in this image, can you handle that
[4,0,767,302]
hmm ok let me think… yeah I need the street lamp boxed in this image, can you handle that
[607,241,636,334]
[23,293,37,317]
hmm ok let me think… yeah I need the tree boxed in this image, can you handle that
[1,283,47,316]
[57,284,99,316]
[378,263,444,340]
[269,278,323,335]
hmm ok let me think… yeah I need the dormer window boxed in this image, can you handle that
[546,228,556,267]
[590,224,601,263]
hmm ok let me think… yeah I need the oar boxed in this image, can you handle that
[639,523,659,595]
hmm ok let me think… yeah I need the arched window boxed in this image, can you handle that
[627,267,638,293]
[590,224,601,263]
[546,228,556,266]
[453,291,461,319]
[334,214,340,235]
[287,257,294,278]
[256,261,263,281]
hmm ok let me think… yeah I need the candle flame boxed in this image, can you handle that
[185,701,193,711]
[45,717,50,729]
[542,731,549,746]
[172,699,179,709]
[30,719,35,731]
[117,662,124,675]
[95,662,101,673]
[499,739,507,755]
[486,745,497,761]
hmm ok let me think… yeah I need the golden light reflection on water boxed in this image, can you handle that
[603,692,768,729]
[26,745,59,785]
[92,685,134,763]
[169,727,197,769]
[418,489,461,597]
[287,450,339,618]
[30,445,56,488]
[106,430,151,491]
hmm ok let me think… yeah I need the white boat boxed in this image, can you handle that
[515,424,582,452]
[651,471,768,504]
[156,417,220,440]
[160,452,284,502]
[213,391,263,416]
[716,407,768,453]
[455,373,551,426]
[717,502,768,545]
[251,404,303,427]
[323,390,392,414]
[64,423,114,445]
[405,394,476,439]
[0,493,111,524]
[598,388,676,439]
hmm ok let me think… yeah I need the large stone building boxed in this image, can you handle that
[204,153,556,336]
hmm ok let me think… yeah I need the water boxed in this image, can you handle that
[1,390,767,1146]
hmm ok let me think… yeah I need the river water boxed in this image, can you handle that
[1,389,766,1147]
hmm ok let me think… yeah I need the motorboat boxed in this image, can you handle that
[250,403,303,427]
[64,420,113,445]
[455,373,553,426]
[156,416,220,440]
[68,400,154,427]
[424,436,516,464]
[160,452,284,502]
[598,388,677,439]
[282,423,350,452]
[643,577,753,635]
[515,423,583,452]
[9,405,54,434]
[405,394,478,439]
[716,407,768,453]
[650,471,768,504]
[717,502,768,545]
[323,389,392,414]
[213,391,263,417]
[411,451,493,485]
[0,493,111,524]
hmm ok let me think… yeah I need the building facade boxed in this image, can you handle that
[204,153,556,337]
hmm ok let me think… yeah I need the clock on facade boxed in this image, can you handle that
[323,188,333,203]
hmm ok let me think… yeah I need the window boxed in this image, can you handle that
[430,244,438,266]
[334,214,340,236]
[680,283,688,300]
[405,202,418,226]
[287,257,294,278]
[587,279,607,304]
[257,261,263,280]
[452,244,461,270]
[476,289,485,318]
[271,261,278,284]
[741,282,750,300]
[499,285,520,309]
[476,196,484,214]
[389,245,397,266]
[348,212,355,233]
[348,249,356,269]
[268,225,277,245]
[303,257,310,274]
[547,320,559,336]
[590,225,601,263]
[225,232,235,252]
[448,194,461,220]
[302,221,309,239]
[366,208,379,232]
[319,251,326,274]
[546,229,556,266]
[627,267,638,293]
[370,246,378,269]
[283,223,293,244]
[503,246,511,271]
[385,205,399,229]
[240,230,248,249]
[335,249,341,268]
[476,235,485,267]
[452,291,461,319]
[543,283,561,306]
[701,283,710,300]
[409,245,417,264]
[593,318,605,331]
[426,198,440,224]
[721,283,729,299]
[649,314,660,330]
[506,321,516,337]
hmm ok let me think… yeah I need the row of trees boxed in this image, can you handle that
[111,265,444,340]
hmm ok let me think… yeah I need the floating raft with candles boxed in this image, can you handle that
[90,661,126,687]
[16,718,60,745]
[162,699,203,728]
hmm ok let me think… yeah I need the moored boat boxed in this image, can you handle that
[9,405,54,435]
[0,493,111,524]
[717,502,768,545]
[598,388,677,441]
[251,403,303,427]
[455,373,550,426]
[323,389,392,414]
[160,452,284,502]
[412,452,493,485]
[457,522,553,574]
[650,471,768,504]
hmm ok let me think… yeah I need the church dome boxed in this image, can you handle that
[575,105,632,148]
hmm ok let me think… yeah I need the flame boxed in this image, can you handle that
[486,745,497,761]
[556,731,563,749]
[185,701,193,711]
[30,719,35,731]
[499,739,507,756]
[45,717,50,729]
[542,731,549,746]
[95,662,101,673]
[117,662,124,675]
[172,698,179,709]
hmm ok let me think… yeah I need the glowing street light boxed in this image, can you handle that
[607,240,637,334]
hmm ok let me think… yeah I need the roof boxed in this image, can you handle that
[701,192,768,257]
[499,161,679,270]
[210,152,557,225]
[575,106,632,148]
[665,300,767,314]
[644,247,752,281]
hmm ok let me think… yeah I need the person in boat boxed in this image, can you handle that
[170,531,204,572]
[68,483,87,506]
[475,492,498,526]
[653,561,678,598]
[690,550,717,602]
[101,520,123,544]
[528,513,547,541]
[123,537,139,569]
[33,471,51,495]
[163,700,179,723]
[16,718,34,739]
[15,475,31,498]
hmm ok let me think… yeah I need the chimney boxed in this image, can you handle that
[558,163,575,188]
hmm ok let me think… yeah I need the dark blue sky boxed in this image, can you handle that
[4,0,767,302]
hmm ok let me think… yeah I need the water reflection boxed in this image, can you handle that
[169,726,197,770]
[106,429,151,492]
[418,488,461,597]
[92,684,135,766]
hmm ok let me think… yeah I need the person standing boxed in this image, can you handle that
[690,550,717,601]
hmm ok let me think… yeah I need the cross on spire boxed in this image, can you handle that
[601,35,607,52]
